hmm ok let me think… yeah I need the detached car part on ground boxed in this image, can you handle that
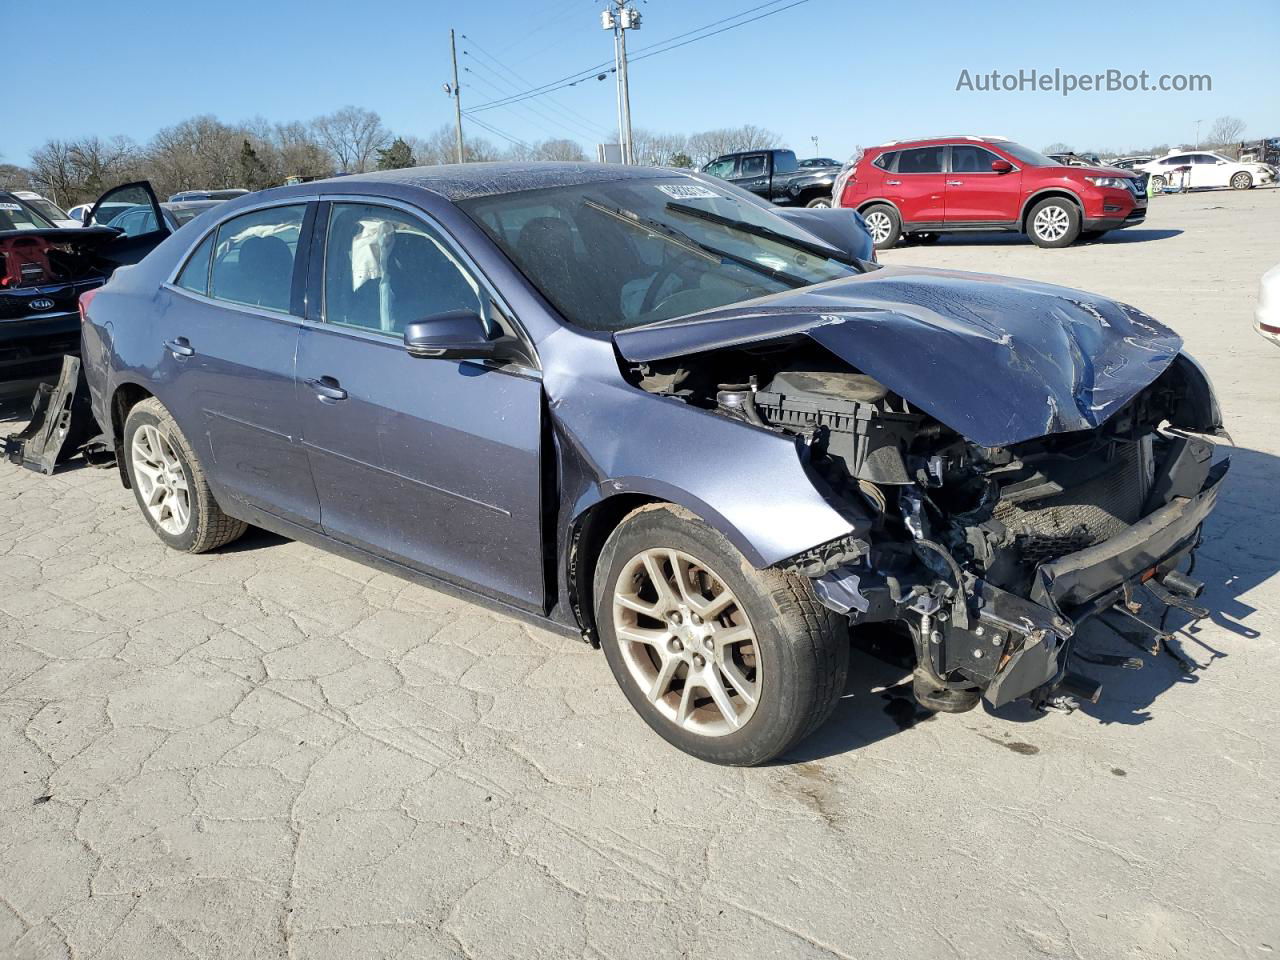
[35,163,1227,766]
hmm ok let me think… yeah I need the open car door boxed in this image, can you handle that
[84,181,171,269]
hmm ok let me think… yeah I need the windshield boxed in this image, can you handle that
[459,177,861,332]
[0,196,54,230]
[998,141,1059,167]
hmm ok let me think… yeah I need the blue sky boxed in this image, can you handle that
[8,0,1277,164]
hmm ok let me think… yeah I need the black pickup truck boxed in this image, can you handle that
[701,149,837,207]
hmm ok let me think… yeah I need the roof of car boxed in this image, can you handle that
[318,162,678,202]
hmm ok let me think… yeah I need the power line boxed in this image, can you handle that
[461,56,607,142]
[464,114,531,150]
[467,0,812,114]
[462,35,607,136]
[462,67,601,143]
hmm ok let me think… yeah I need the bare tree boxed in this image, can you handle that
[29,135,144,205]
[149,117,244,194]
[532,138,587,161]
[1207,116,1246,149]
[310,106,391,173]
[685,125,782,165]
[0,162,33,192]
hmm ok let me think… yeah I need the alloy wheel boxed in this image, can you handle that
[864,211,892,244]
[131,424,191,535]
[1033,205,1070,242]
[1231,172,1251,189]
[611,548,762,736]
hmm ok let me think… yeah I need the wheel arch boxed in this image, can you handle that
[855,198,903,218]
[1019,188,1084,230]
[110,380,155,489]
[564,483,777,643]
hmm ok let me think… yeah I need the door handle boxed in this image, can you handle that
[164,337,194,358]
[886,179,902,185]
[305,376,348,403]
[946,180,964,186]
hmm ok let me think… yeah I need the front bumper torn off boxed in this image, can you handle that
[817,460,1228,709]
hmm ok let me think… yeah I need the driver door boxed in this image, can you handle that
[84,181,171,269]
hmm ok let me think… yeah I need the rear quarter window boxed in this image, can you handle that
[871,151,898,171]
[175,231,215,295]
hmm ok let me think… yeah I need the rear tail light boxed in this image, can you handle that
[79,287,100,324]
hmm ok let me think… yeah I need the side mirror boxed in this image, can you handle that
[403,310,495,359]
[990,159,1014,173]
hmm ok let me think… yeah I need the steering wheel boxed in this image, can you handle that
[639,258,684,315]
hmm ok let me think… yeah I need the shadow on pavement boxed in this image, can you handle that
[787,444,1280,759]
[917,228,1183,248]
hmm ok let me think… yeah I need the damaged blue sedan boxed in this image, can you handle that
[74,164,1226,765]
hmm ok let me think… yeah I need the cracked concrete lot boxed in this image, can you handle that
[2,188,1278,960]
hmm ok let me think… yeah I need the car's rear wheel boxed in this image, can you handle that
[861,204,901,249]
[1231,171,1253,190]
[804,195,832,208]
[1150,174,1167,192]
[594,504,848,765]
[123,397,247,553]
[1027,197,1081,248]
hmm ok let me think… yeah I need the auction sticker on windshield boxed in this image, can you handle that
[656,184,721,200]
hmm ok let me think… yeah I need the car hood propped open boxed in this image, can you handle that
[613,264,1183,448]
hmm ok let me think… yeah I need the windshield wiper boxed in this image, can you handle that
[582,199,809,288]
[665,201,871,272]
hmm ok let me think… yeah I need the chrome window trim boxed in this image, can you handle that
[310,194,540,369]
[159,283,308,327]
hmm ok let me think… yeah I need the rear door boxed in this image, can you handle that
[882,146,946,224]
[730,153,771,198]
[158,201,321,528]
[296,199,546,609]
[943,144,1022,223]
[85,182,171,269]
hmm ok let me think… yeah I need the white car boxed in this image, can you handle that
[1256,263,1280,347]
[11,190,79,228]
[1136,151,1276,191]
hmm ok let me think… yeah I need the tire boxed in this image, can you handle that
[123,397,247,553]
[804,195,832,208]
[593,504,848,766]
[1026,197,1081,248]
[1150,174,1167,192]
[1231,172,1253,190]
[861,204,901,250]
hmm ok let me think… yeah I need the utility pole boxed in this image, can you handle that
[1194,118,1203,150]
[602,1,640,163]
[448,29,465,164]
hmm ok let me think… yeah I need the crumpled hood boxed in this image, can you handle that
[614,264,1182,447]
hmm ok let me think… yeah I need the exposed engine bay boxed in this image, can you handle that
[625,337,1226,713]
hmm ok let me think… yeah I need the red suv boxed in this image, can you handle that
[835,136,1146,249]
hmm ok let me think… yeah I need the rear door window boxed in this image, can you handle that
[738,154,767,177]
[897,147,945,174]
[209,205,306,314]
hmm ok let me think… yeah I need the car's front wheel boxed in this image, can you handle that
[1231,171,1253,190]
[1027,197,1081,248]
[123,397,247,553]
[1150,174,1167,192]
[861,204,901,249]
[594,504,848,765]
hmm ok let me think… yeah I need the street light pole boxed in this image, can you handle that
[450,29,465,163]
[811,135,819,155]
[1194,119,1203,150]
